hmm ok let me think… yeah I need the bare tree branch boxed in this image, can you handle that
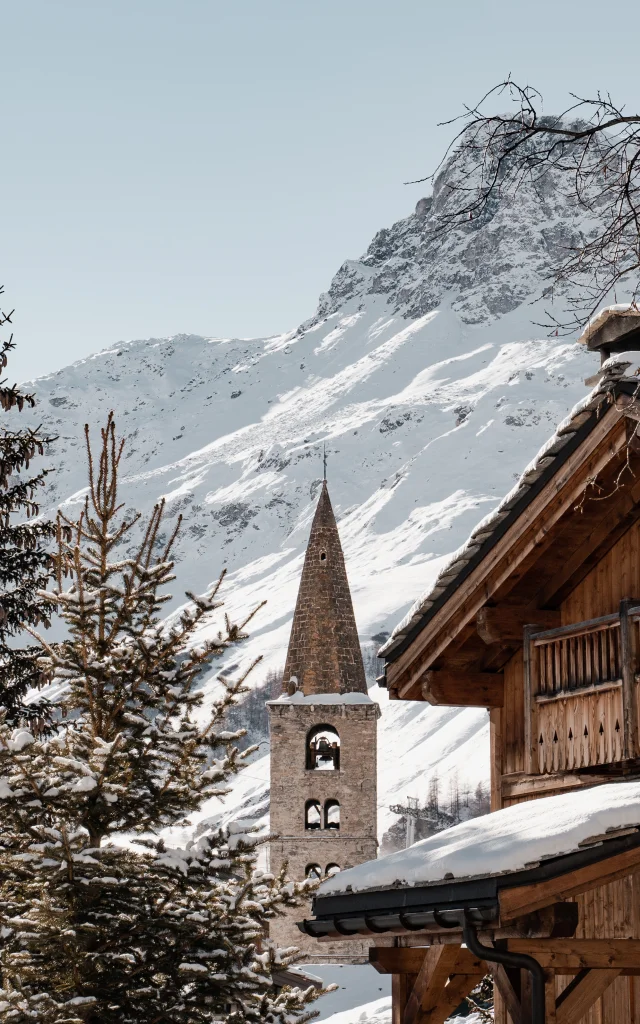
[416,79,640,333]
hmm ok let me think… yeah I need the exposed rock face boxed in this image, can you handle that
[307,135,599,327]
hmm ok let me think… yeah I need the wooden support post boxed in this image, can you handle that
[403,946,457,1024]
[620,598,638,760]
[490,707,503,811]
[402,946,484,1024]
[392,972,415,1024]
[555,968,622,1024]
[523,626,536,776]
[493,964,522,1024]
[544,970,557,1024]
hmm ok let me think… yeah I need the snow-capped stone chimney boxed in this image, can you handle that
[578,305,640,364]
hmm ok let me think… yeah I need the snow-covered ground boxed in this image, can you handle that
[23,134,607,848]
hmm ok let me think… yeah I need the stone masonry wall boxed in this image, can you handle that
[268,700,379,960]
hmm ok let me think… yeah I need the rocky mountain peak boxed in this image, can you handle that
[307,128,600,329]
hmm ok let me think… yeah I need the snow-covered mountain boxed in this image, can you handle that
[24,139,605,842]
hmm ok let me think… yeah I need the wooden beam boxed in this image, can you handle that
[492,965,522,1024]
[502,902,579,940]
[501,770,613,801]
[421,670,504,708]
[499,844,640,920]
[403,946,483,1024]
[424,972,483,1024]
[476,606,560,645]
[386,408,626,696]
[507,938,640,971]
[555,968,622,1024]
[370,948,430,975]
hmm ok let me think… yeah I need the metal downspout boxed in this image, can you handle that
[462,912,546,1024]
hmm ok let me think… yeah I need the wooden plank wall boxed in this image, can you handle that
[493,521,640,1021]
[562,521,640,623]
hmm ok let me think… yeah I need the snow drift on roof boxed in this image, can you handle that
[318,780,640,897]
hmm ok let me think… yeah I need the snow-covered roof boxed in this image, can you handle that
[577,303,640,348]
[318,780,640,898]
[379,365,635,661]
[267,691,374,706]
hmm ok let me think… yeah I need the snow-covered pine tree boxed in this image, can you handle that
[0,413,323,1024]
[0,289,55,725]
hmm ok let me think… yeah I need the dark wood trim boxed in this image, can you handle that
[620,598,639,759]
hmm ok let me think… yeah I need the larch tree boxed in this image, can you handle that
[0,288,55,726]
[0,413,323,1024]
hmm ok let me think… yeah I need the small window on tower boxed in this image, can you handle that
[305,864,322,879]
[306,725,340,770]
[320,551,327,561]
[304,799,322,830]
[325,864,340,876]
[324,799,340,830]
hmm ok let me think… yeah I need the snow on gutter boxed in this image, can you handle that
[302,779,640,940]
[379,368,638,666]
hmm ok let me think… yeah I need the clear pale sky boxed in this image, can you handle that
[3,0,640,382]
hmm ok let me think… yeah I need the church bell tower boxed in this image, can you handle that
[267,481,379,960]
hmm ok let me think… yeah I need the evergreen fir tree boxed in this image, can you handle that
[0,289,55,725]
[0,414,323,1023]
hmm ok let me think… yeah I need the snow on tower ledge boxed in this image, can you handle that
[318,780,640,897]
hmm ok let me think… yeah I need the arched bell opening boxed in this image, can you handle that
[305,864,322,879]
[306,724,340,771]
[324,799,340,830]
[325,863,340,876]
[304,799,322,830]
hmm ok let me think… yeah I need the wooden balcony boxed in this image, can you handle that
[524,601,640,774]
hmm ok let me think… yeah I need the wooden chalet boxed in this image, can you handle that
[301,307,640,1024]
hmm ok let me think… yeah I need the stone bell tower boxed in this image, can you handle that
[267,481,379,961]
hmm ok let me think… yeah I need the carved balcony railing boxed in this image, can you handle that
[524,601,640,775]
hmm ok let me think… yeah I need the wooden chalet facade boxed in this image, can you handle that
[302,308,640,1024]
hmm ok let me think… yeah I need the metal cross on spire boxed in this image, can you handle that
[323,442,327,481]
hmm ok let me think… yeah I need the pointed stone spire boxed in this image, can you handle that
[282,481,367,696]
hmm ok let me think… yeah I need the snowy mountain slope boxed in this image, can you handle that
[23,141,605,843]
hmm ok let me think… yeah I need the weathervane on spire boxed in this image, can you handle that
[323,443,327,481]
